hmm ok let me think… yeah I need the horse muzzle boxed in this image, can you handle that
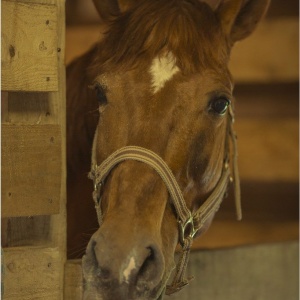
[82,222,169,300]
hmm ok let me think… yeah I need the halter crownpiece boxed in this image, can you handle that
[88,109,241,295]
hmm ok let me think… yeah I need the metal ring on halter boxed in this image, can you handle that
[94,182,102,205]
[178,216,197,246]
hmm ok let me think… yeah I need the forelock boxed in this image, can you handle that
[92,0,230,74]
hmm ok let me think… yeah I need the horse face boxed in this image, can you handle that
[79,0,270,299]
[83,65,231,297]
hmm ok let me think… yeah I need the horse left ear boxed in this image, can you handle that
[93,0,120,21]
[217,0,270,44]
[93,0,136,21]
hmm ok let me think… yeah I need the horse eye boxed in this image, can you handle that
[210,97,230,115]
[95,84,108,106]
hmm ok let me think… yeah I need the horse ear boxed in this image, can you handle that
[217,0,270,44]
[93,0,136,21]
[92,0,120,21]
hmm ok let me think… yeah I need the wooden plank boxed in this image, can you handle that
[1,1,58,91]
[229,18,299,83]
[172,242,299,300]
[64,242,299,300]
[237,119,298,182]
[64,260,83,300]
[1,124,61,217]
[3,247,62,300]
[65,18,298,82]
[48,1,67,298]
[193,220,299,249]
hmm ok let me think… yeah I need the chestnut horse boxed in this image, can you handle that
[67,0,270,299]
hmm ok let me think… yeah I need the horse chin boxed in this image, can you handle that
[82,272,169,300]
[83,290,165,300]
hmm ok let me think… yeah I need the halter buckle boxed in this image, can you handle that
[178,216,197,246]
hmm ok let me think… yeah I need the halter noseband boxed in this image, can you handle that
[88,107,241,295]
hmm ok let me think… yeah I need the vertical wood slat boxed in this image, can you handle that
[1,124,61,217]
[48,1,67,299]
[1,1,58,91]
[2,0,66,299]
[64,260,83,300]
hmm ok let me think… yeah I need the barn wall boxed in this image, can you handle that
[1,0,66,299]
[64,241,299,300]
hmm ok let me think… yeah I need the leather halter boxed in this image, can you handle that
[88,107,242,295]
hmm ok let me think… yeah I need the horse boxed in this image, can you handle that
[66,0,270,299]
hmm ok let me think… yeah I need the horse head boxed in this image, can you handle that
[69,0,270,299]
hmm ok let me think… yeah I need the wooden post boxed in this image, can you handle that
[1,0,66,299]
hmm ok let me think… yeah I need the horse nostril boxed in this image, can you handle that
[138,247,155,276]
[87,232,164,292]
[136,245,164,291]
[96,267,111,282]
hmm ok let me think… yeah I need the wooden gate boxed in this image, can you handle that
[1,0,66,299]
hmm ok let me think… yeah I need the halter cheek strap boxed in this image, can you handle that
[88,109,241,295]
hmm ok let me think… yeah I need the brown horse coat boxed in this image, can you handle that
[67,0,270,299]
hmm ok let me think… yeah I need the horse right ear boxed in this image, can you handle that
[93,0,135,21]
[217,0,270,44]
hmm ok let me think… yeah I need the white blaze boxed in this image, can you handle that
[123,257,136,283]
[150,52,180,93]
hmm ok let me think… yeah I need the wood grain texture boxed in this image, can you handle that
[193,219,298,249]
[1,1,66,299]
[64,260,83,300]
[1,1,58,91]
[64,242,299,300]
[170,242,299,300]
[48,1,67,298]
[1,124,61,217]
[229,18,299,83]
[237,119,298,182]
[3,247,61,300]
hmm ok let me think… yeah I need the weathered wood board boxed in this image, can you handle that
[229,18,299,83]
[1,124,61,217]
[64,242,299,300]
[64,259,83,300]
[1,1,66,300]
[170,241,299,300]
[3,247,62,300]
[237,119,298,182]
[1,1,58,91]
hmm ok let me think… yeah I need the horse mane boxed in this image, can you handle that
[91,0,230,75]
